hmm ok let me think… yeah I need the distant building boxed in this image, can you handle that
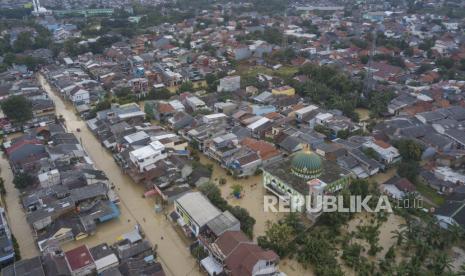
[0,208,15,265]
[217,76,241,92]
[263,150,352,220]
[271,85,295,96]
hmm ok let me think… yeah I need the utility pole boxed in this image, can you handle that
[363,27,376,98]
[282,8,288,50]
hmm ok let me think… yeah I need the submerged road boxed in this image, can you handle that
[0,153,39,259]
[38,73,201,276]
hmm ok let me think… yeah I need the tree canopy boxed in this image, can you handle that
[1,95,33,123]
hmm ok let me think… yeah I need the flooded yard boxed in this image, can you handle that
[198,155,284,238]
[39,74,201,276]
[197,155,314,275]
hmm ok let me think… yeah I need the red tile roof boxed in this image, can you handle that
[374,139,391,149]
[225,243,279,276]
[6,138,42,155]
[394,178,416,193]
[241,138,280,161]
[158,102,175,114]
[65,245,94,272]
[214,231,279,276]
[215,230,251,257]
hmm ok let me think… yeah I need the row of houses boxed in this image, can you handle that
[2,227,165,276]
[3,123,121,251]
[173,192,281,276]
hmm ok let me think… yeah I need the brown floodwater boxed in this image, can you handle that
[0,152,39,259]
[197,155,312,275]
[38,74,201,276]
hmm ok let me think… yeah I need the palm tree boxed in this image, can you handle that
[391,229,405,246]
[429,252,453,275]
[459,263,465,275]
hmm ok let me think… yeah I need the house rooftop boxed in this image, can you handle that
[175,192,221,227]
[65,245,94,272]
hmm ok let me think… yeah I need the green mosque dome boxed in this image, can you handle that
[291,150,323,179]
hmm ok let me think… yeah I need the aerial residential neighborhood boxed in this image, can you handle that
[0,0,464,275]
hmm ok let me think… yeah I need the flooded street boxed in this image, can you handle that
[38,74,201,276]
[0,153,39,259]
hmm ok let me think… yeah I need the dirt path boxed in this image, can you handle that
[0,153,39,259]
[38,74,201,276]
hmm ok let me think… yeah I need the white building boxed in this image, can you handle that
[129,141,167,172]
[186,96,207,111]
[363,140,400,164]
[38,169,61,188]
[69,89,90,105]
[217,75,241,92]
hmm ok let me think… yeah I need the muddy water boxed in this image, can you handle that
[0,153,39,259]
[340,213,405,275]
[197,155,284,238]
[38,74,201,276]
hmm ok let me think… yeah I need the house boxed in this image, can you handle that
[362,140,400,165]
[5,138,46,169]
[129,141,167,172]
[174,192,222,237]
[65,245,96,276]
[2,256,45,276]
[435,193,465,229]
[69,88,90,106]
[217,76,241,92]
[38,169,61,188]
[232,45,251,60]
[381,176,416,200]
[199,230,280,276]
[295,105,319,123]
[271,85,295,96]
[0,208,15,265]
[89,243,119,274]
[214,102,237,115]
[185,96,207,111]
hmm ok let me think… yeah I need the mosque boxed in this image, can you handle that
[262,149,352,218]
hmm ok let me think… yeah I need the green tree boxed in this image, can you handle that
[349,179,370,198]
[198,182,228,210]
[13,172,34,189]
[1,95,33,123]
[183,35,192,49]
[395,139,423,161]
[228,206,255,238]
[397,161,419,182]
[341,243,364,269]
[12,235,21,261]
[13,32,33,53]
[0,177,6,195]
[149,88,171,100]
[257,222,294,257]
[144,102,155,120]
[178,81,193,93]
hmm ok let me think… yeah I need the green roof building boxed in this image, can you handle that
[263,150,352,220]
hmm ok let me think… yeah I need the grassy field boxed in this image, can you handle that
[416,182,445,207]
[237,65,298,80]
